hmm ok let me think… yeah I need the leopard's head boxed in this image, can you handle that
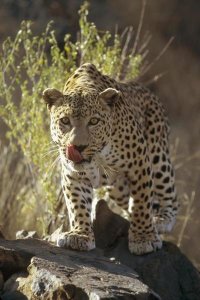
[42,86,121,170]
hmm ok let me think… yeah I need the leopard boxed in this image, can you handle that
[42,63,178,255]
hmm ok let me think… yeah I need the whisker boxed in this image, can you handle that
[95,154,118,180]
[43,145,59,152]
[44,155,60,179]
[41,149,59,158]
[41,143,59,159]
[43,141,59,149]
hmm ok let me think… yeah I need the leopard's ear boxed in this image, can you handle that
[42,88,63,110]
[98,88,121,110]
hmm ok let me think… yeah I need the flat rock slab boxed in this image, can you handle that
[0,238,159,300]
[0,200,200,300]
[94,200,200,300]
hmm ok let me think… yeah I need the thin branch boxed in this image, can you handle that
[139,36,174,78]
[121,27,133,62]
[177,192,195,247]
[143,71,167,85]
[120,27,130,40]
[119,27,134,81]
[131,0,147,57]
[140,49,149,61]
[138,32,152,54]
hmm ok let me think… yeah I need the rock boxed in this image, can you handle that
[0,270,4,290]
[94,200,200,300]
[0,199,199,300]
[19,256,159,300]
[16,230,39,239]
[3,272,27,293]
[0,238,158,300]
[0,240,31,281]
[44,225,64,243]
[93,199,129,249]
[104,239,200,300]
[0,229,5,239]
[1,290,28,300]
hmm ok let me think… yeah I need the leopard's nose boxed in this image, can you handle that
[74,144,88,153]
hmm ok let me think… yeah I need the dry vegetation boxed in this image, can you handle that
[0,2,144,237]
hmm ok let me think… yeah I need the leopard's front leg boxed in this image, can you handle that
[57,172,95,251]
[129,154,162,255]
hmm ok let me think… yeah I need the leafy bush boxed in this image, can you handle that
[0,2,142,234]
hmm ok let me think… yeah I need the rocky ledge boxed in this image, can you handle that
[0,200,200,300]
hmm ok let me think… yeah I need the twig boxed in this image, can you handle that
[139,36,174,78]
[144,71,167,85]
[131,0,147,57]
[119,27,134,81]
[138,31,152,54]
[177,192,195,247]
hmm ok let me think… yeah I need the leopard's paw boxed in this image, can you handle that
[128,230,162,255]
[56,231,95,251]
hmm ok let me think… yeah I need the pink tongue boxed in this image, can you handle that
[66,144,83,163]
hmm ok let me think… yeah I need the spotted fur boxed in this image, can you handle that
[42,63,178,255]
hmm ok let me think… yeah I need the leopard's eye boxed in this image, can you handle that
[88,117,100,126]
[60,117,70,126]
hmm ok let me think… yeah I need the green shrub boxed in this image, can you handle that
[0,1,142,234]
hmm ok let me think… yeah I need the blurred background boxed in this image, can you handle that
[0,0,199,268]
